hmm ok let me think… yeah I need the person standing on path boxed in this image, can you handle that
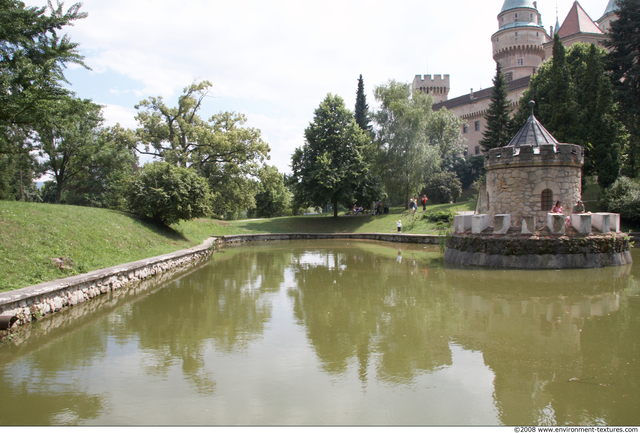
[396,220,402,233]
[421,195,428,212]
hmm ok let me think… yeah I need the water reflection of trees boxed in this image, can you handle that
[0,323,106,425]
[287,243,455,384]
[445,265,640,426]
[118,248,290,394]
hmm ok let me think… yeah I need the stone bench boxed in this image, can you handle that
[472,214,491,234]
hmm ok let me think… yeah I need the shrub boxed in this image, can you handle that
[127,162,211,226]
[423,172,462,204]
[600,176,640,224]
[423,210,453,223]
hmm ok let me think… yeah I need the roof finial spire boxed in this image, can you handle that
[529,100,535,117]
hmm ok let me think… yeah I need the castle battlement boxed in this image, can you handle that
[484,143,584,170]
[412,75,450,103]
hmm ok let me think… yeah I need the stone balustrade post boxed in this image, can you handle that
[571,213,592,234]
[592,213,612,233]
[547,213,566,234]
[494,214,511,234]
[472,214,491,234]
[521,217,536,234]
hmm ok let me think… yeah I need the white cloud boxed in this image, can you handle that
[24,0,613,174]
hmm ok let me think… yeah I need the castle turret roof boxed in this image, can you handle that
[506,102,558,148]
[500,0,538,13]
[557,1,603,38]
[603,0,619,16]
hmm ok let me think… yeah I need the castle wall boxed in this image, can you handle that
[485,144,584,223]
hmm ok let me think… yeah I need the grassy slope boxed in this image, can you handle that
[0,200,475,292]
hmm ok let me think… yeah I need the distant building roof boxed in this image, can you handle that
[602,0,619,17]
[432,76,531,111]
[506,101,558,148]
[557,1,603,38]
[500,0,538,13]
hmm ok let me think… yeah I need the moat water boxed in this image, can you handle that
[1,240,639,426]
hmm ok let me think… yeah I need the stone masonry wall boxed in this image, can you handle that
[487,165,582,223]
[485,143,584,224]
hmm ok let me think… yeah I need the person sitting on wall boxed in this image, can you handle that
[552,201,562,213]
[572,200,585,213]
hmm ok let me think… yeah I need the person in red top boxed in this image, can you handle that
[421,195,428,212]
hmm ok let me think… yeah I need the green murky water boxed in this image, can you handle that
[1,240,639,426]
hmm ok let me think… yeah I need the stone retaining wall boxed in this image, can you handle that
[444,233,632,269]
[0,237,217,328]
[218,233,441,244]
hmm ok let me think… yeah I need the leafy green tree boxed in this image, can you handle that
[126,161,210,226]
[254,165,292,218]
[0,134,37,201]
[355,74,371,132]
[135,82,270,217]
[63,124,139,209]
[0,0,87,151]
[373,80,440,208]
[34,97,103,204]
[290,93,372,218]
[452,154,484,190]
[479,63,512,152]
[605,0,640,177]
[426,107,466,171]
[423,171,462,204]
[600,176,640,224]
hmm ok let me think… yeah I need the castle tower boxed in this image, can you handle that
[412,74,450,103]
[492,0,549,82]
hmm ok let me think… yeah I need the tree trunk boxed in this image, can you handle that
[333,199,338,218]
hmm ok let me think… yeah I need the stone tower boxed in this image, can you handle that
[492,0,548,82]
[412,74,450,103]
[484,102,584,223]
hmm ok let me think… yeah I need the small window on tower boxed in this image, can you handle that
[517,59,524,66]
[475,121,480,131]
[463,125,468,134]
[541,189,553,211]
[475,146,480,155]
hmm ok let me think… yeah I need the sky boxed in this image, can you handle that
[25,0,611,174]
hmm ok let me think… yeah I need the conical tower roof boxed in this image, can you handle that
[506,101,558,148]
[500,0,538,12]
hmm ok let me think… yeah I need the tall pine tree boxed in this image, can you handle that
[549,33,579,142]
[479,62,512,152]
[605,0,640,177]
[355,74,371,132]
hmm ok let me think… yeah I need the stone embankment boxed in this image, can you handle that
[218,232,441,244]
[0,237,217,330]
[445,231,632,269]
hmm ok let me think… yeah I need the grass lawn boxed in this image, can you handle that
[0,199,475,292]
